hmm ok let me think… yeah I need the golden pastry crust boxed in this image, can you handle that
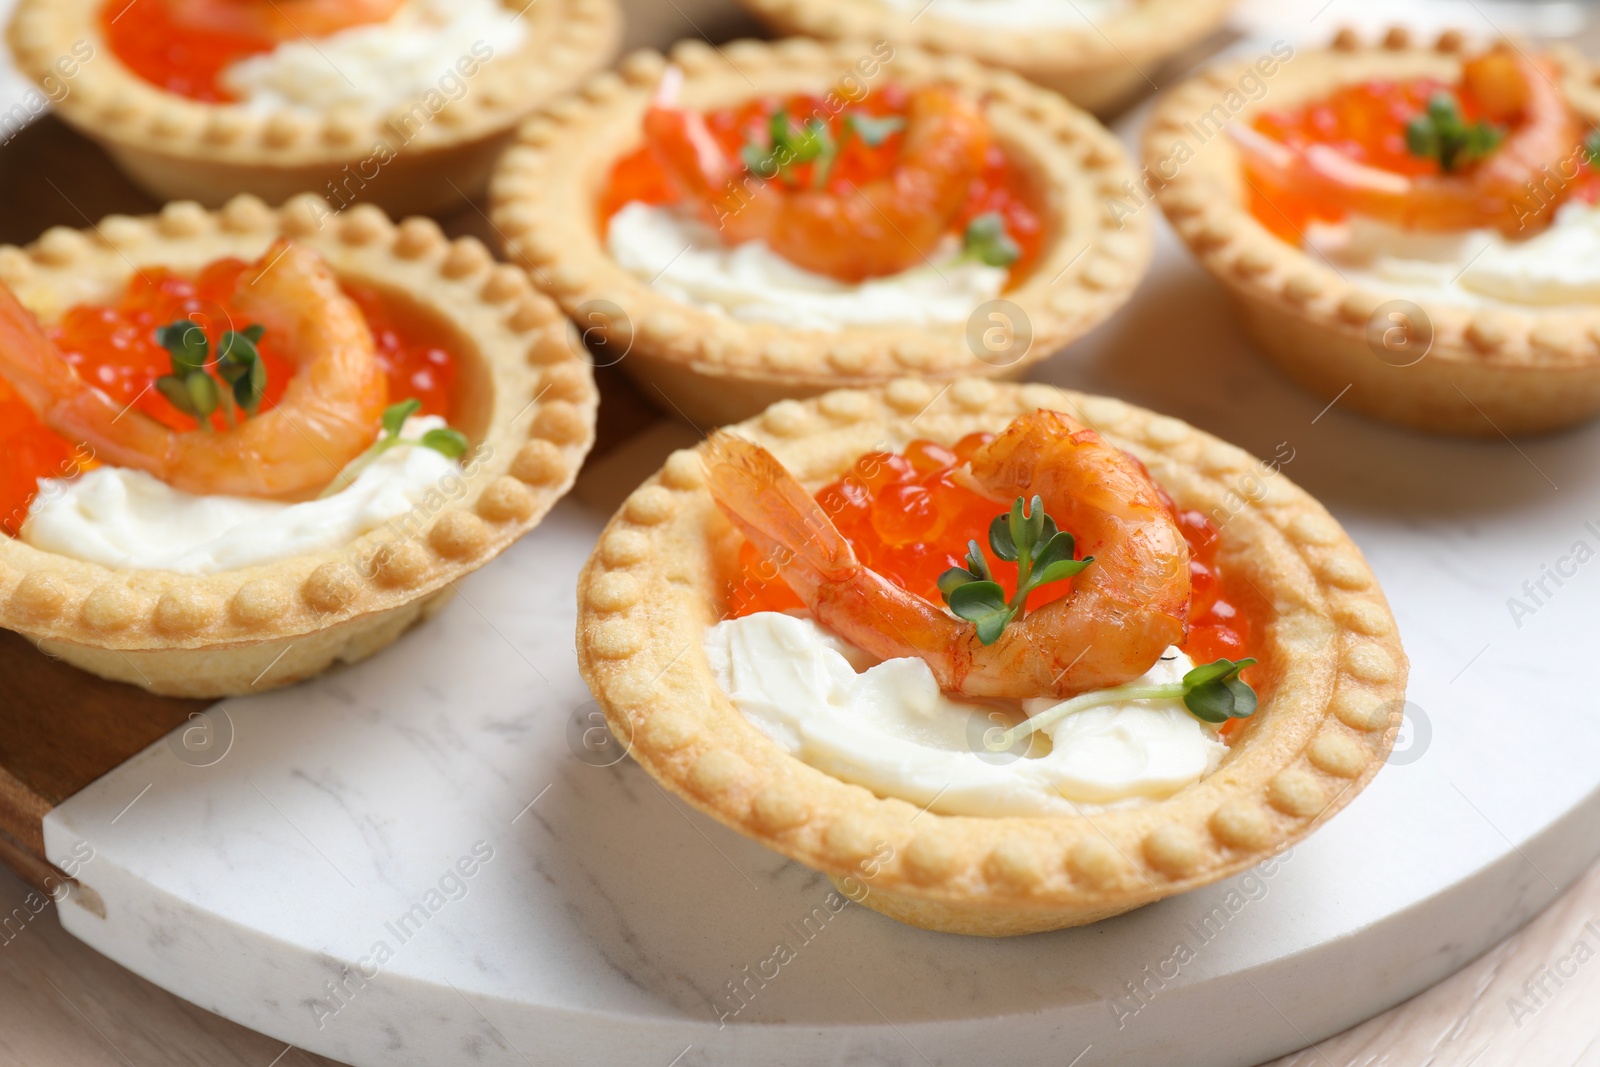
[489,39,1152,427]
[735,0,1235,116]
[1148,28,1600,437]
[6,0,620,216]
[0,194,597,697]
[576,380,1407,936]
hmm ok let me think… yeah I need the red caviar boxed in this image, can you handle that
[1,260,459,536]
[102,0,273,103]
[727,438,1254,676]
[1247,76,1600,241]
[598,86,1045,282]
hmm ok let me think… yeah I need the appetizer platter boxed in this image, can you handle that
[2,5,1600,1067]
[491,39,1151,426]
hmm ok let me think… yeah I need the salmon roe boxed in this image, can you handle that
[1,260,458,536]
[1247,76,1600,240]
[598,86,1045,282]
[101,0,273,103]
[726,438,1254,673]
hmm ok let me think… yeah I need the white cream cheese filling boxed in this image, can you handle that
[1305,200,1600,307]
[877,0,1130,30]
[21,417,460,574]
[221,0,525,113]
[605,201,1008,332]
[704,611,1224,817]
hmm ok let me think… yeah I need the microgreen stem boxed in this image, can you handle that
[1001,683,1183,748]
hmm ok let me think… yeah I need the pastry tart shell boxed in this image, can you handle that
[576,380,1407,936]
[1148,29,1600,437]
[489,39,1152,428]
[733,0,1236,116]
[0,194,598,697]
[6,0,621,217]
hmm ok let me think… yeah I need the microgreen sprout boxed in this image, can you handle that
[1405,92,1503,173]
[742,108,909,190]
[936,495,1093,645]
[741,109,833,187]
[154,319,269,430]
[845,111,905,148]
[958,212,1021,268]
[318,399,469,498]
[999,657,1259,747]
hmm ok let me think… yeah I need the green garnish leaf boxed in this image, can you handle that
[320,399,471,499]
[1031,530,1093,587]
[154,374,196,417]
[382,398,422,438]
[155,319,270,424]
[988,512,1017,562]
[741,142,777,178]
[216,324,268,415]
[940,496,1092,645]
[420,427,469,459]
[962,211,1021,268]
[845,112,904,147]
[946,580,1015,646]
[743,109,837,187]
[1585,128,1600,167]
[1180,657,1259,723]
[156,320,209,374]
[1405,92,1503,174]
[183,371,219,422]
[937,539,994,596]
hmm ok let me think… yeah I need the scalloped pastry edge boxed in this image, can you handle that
[1147,27,1600,436]
[488,38,1153,427]
[0,193,598,696]
[575,379,1407,936]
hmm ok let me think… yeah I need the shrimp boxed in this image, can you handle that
[1232,46,1580,236]
[643,72,990,282]
[0,240,388,500]
[162,0,404,42]
[706,410,1191,700]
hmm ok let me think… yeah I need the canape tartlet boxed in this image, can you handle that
[1149,28,1600,436]
[6,0,620,215]
[576,380,1405,935]
[0,194,596,697]
[733,0,1236,116]
[490,39,1151,427]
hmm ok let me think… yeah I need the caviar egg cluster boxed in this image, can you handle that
[599,86,1045,281]
[728,438,1253,670]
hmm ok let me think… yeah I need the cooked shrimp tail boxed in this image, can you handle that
[1233,45,1579,236]
[706,411,1193,700]
[705,433,856,595]
[0,240,388,500]
[646,80,991,281]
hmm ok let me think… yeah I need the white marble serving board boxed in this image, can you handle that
[37,68,1600,1067]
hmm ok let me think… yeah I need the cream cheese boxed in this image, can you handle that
[605,201,1008,332]
[21,418,460,574]
[704,611,1224,817]
[221,0,525,113]
[877,0,1129,29]
[1305,200,1600,307]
